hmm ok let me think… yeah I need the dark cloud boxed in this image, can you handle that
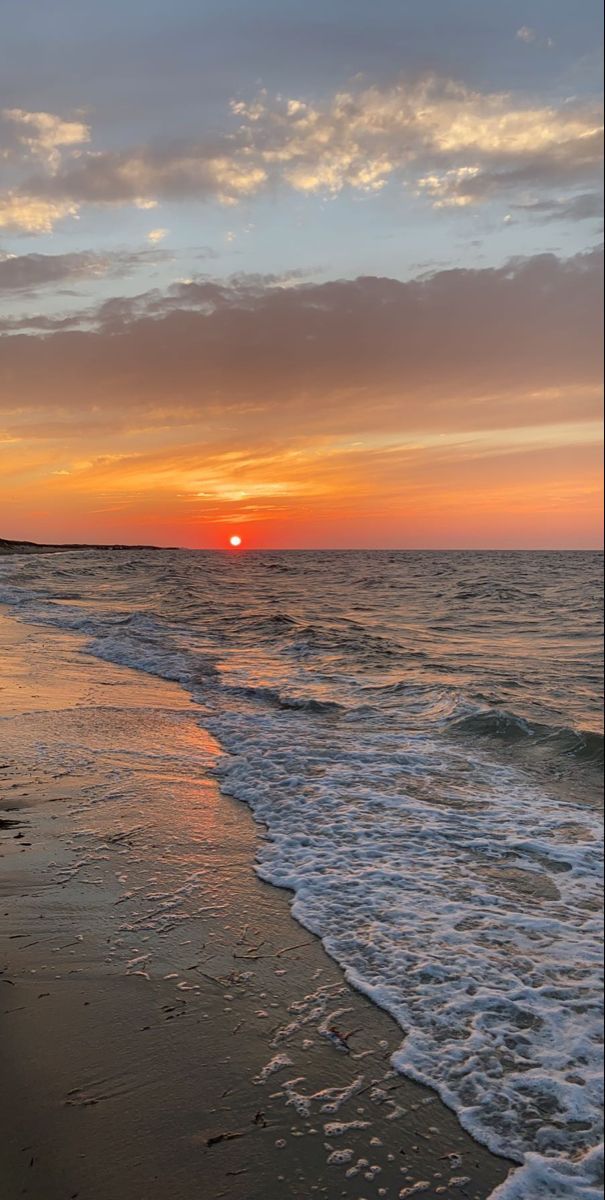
[0,249,600,441]
[418,134,604,209]
[0,248,172,293]
[19,134,266,209]
[512,192,603,222]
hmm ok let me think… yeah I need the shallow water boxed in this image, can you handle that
[1,548,602,1198]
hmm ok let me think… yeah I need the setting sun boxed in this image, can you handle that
[229,535,242,547]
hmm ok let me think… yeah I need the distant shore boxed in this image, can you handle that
[0,610,513,1199]
[0,536,171,556]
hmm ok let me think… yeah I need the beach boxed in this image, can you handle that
[0,609,513,1200]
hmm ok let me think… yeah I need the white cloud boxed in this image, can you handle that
[2,108,90,168]
[515,27,555,49]
[416,166,481,207]
[147,227,168,243]
[233,77,601,200]
[0,77,600,231]
[0,193,78,233]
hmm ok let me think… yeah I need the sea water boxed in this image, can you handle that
[0,548,602,1198]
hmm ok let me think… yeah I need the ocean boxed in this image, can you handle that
[0,547,602,1198]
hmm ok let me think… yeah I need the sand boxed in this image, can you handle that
[0,610,514,1199]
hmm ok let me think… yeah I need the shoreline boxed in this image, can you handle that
[0,609,513,1199]
[0,538,171,556]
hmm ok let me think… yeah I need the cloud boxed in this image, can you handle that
[0,249,600,448]
[24,140,267,209]
[1,108,90,167]
[1,77,601,231]
[516,27,538,44]
[0,193,79,233]
[515,27,555,49]
[0,106,265,230]
[0,248,171,293]
[512,192,603,222]
[146,228,168,243]
[416,166,481,208]
[232,77,601,201]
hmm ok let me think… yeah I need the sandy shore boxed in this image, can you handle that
[0,611,513,1199]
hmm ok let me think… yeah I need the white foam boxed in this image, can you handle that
[253,1052,294,1083]
[324,1120,370,1136]
[490,1142,604,1199]
[326,1147,355,1164]
[209,700,603,1197]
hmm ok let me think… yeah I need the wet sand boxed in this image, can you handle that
[0,611,514,1199]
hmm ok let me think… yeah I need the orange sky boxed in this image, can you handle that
[2,415,602,549]
[1,254,603,549]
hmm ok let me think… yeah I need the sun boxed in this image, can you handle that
[229,534,242,547]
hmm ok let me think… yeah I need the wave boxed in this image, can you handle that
[287,621,424,665]
[450,708,604,768]
[233,683,347,714]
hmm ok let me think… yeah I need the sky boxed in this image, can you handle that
[0,0,602,549]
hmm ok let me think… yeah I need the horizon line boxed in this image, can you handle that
[2,537,603,554]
